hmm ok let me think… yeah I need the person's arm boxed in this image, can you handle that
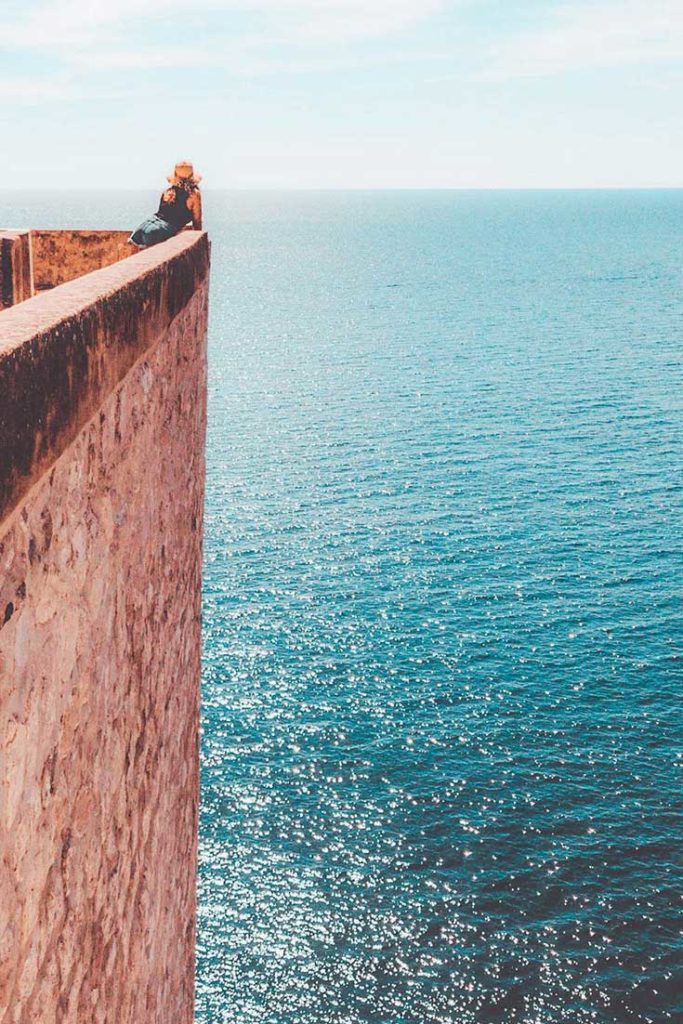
[187,190,202,230]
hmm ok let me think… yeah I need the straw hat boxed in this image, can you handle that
[168,160,202,185]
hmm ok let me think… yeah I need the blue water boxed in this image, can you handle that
[1,191,680,1023]
[198,191,682,1024]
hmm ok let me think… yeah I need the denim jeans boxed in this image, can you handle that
[129,214,176,247]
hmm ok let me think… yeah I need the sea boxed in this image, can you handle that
[2,190,681,1024]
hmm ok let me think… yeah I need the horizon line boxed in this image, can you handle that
[2,185,683,193]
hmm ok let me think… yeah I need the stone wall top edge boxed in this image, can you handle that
[0,231,210,526]
[29,229,132,234]
[0,231,208,352]
[0,229,129,239]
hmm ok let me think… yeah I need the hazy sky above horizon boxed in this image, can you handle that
[0,0,681,190]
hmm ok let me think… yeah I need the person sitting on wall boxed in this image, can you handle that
[129,161,203,248]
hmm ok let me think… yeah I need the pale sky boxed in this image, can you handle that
[0,0,681,189]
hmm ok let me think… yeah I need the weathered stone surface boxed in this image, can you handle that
[31,231,134,292]
[0,233,208,1023]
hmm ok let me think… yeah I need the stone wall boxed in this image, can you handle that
[0,232,209,1024]
[0,233,32,310]
[1,230,136,308]
[31,231,134,292]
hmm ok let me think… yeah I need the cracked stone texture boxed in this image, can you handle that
[0,276,207,1023]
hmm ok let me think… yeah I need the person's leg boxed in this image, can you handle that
[128,225,147,246]
[129,216,174,248]
[129,216,158,247]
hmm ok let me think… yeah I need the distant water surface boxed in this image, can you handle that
[1,191,681,1024]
